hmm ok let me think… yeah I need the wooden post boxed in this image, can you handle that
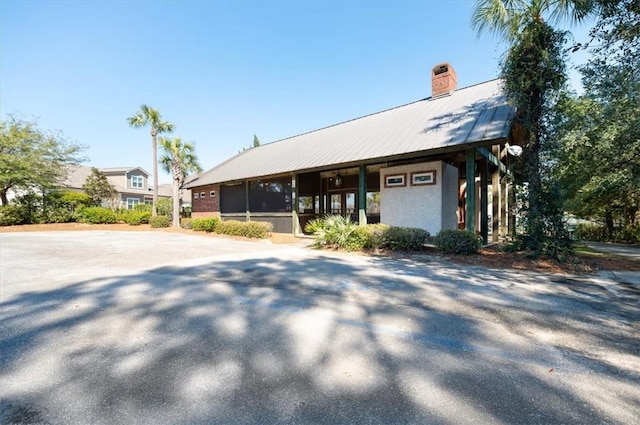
[492,145,501,242]
[292,174,299,235]
[359,165,367,226]
[480,157,488,244]
[245,180,250,222]
[465,148,476,233]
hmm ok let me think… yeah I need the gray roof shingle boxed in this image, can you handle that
[188,79,514,187]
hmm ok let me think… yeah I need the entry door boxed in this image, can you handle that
[330,191,357,220]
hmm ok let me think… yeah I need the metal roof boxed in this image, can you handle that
[187,79,514,188]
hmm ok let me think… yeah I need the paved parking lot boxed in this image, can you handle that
[1,231,639,424]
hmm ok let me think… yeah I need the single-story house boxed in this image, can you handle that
[63,165,185,209]
[186,63,521,242]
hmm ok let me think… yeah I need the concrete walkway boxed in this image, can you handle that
[586,242,640,290]
[586,241,640,261]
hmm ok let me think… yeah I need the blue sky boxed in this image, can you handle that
[1,0,591,184]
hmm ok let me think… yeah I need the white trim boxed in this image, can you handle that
[131,175,144,189]
[126,198,141,209]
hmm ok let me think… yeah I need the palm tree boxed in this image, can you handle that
[159,137,203,227]
[127,105,174,216]
[471,0,596,41]
[471,0,597,255]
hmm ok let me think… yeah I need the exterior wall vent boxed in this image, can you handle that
[431,62,458,98]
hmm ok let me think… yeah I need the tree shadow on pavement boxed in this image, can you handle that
[1,252,639,424]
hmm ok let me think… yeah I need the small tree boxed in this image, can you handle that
[82,168,118,207]
[159,137,202,227]
[240,134,261,152]
[0,114,85,205]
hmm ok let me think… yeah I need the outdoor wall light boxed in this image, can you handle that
[334,174,343,187]
[507,145,523,157]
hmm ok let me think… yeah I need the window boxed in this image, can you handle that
[131,175,144,189]
[200,192,206,198]
[384,174,406,188]
[210,191,216,198]
[411,170,436,186]
[366,192,380,214]
[126,198,140,209]
[248,178,292,212]
[194,193,199,199]
[298,196,317,214]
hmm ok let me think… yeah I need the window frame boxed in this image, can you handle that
[131,175,144,189]
[126,198,140,210]
[411,170,437,186]
[384,173,406,188]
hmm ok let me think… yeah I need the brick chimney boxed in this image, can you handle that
[431,62,457,97]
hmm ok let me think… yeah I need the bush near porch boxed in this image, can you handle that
[305,215,429,251]
[190,217,272,239]
[434,229,483,255]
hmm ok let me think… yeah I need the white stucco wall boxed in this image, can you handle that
[380,161,459,235]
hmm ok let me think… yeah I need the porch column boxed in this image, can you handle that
[245,180,250,221]
[500,175,508,239]
[480,156,489,244]
[292,174,300,235]
[492,145,501,241]
[465,148,476,233]
[359,165,367,225]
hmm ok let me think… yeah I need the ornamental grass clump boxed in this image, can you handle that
[305,214,359,250]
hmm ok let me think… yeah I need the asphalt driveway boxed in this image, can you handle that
[1,231,638,424]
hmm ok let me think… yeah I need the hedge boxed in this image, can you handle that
[119,210,151,225]
[77,207,117,224]
[434,229,482,255]
[192,217,219,232]
[215,220,273,239]
[149,215,171,228]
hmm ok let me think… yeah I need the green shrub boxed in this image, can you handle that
[134,203,152,212]
[384,226,429,251]
[149,215,171,228]
[120,210,151,225]
[346,226,371,251]
[157,198,173,218]
[363,223,390,249]
[0,204,27,226]
[77,206,117,224]
[618,225,640,244]
[181,218,193,229]
[434,229,482,255]
[192,217,219,232]
[60,191,93,211]
[215,220,273,239]
[346,223,391,250]
[574,224,605,242]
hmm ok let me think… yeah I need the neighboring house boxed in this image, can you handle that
[186,63,522,241]
[63,165,173,209]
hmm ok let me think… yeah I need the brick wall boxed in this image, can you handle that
[192,184,219,214]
